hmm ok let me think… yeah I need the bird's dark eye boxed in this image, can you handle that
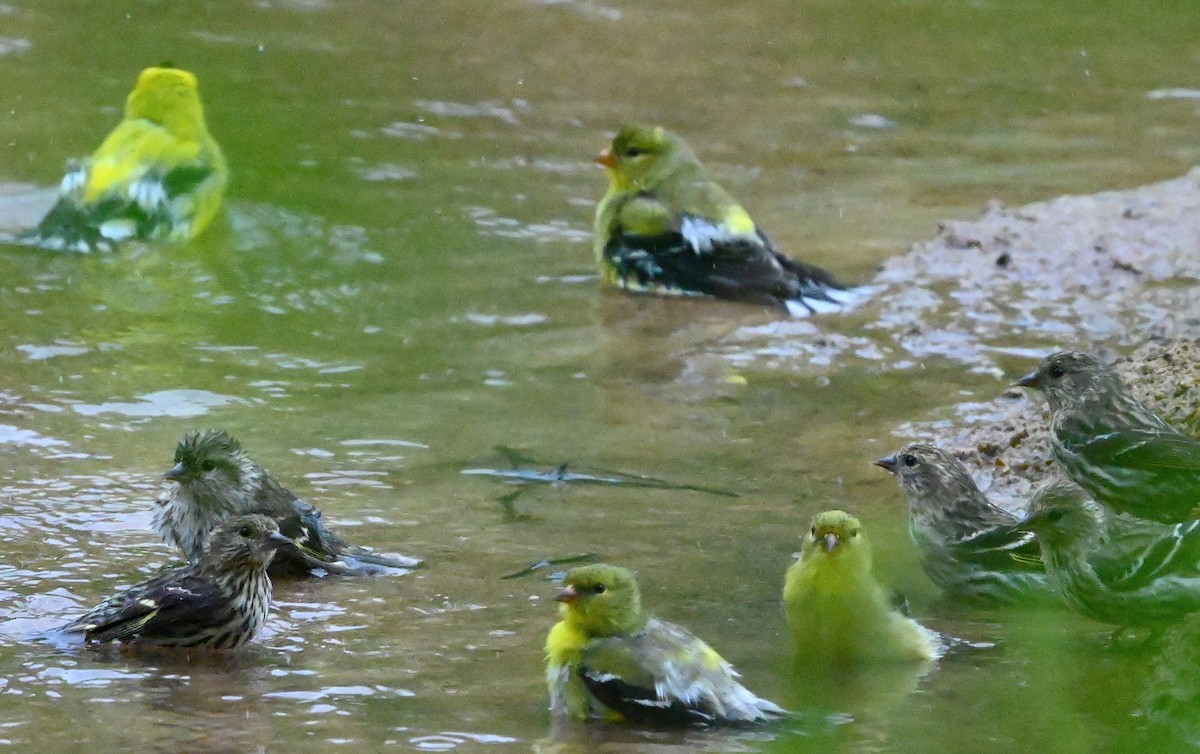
[902,454,918,467]
[623,146,644,158]
[201,460,216,472]
[1049,366,1065,379]
[593,583,606,594]
[1046,509,1066,523]
[851,529,860,538]
[238,525,254,537]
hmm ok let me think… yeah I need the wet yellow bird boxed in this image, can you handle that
[28,64,228,253]
[592,124,860,316]
[784,510,943,664]
[545,563,785,725]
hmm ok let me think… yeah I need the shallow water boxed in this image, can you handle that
[1,0,1199,750]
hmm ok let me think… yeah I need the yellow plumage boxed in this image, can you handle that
[784,510,943,665]
[545,563,785,725]
[591,124,854,315]
[29,64,227,253]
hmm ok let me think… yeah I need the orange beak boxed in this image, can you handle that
[554,584,580,604]
[594,147,617,169]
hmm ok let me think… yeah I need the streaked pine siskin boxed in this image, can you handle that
[783,510,943,664]
[593,124,865,316]
[875,443,1052,604]
[154,429,422,578]
[27,64,228,253]
[1015,350,1200,523]
[1013,480,1200,627]
[63,514,287,648]
[545,563,785,725]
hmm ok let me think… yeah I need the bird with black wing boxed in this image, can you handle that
[545,563,785,725]
[63,514,287,648]
[593,124,868,316]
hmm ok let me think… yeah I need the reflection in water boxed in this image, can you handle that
[1140,611,1200,746]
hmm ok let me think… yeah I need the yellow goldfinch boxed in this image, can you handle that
[593,124,860,316]
[544,563,785,725]
[784,510,943,664]
[28,63,228,253]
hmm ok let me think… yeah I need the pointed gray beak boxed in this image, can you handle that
[873,455,898,473]
[265,530,293,549]
[164,462,187,482]
[1013,370,1040,389]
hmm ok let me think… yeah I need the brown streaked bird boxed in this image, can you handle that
[154,429,422,577]
[1015,351,1200,523]
[63,514,287,648]
[875,443,1051,604]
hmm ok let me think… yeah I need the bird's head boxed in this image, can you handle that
[801,510,870,567]
[595,124,697,192]
[554,563,645,637]
[165,429,257,505]
[1012,351,1117,412]
[126,64,206,137]
[1012,480,1102,551]
[203,513,291,571]
[875,443,983,509]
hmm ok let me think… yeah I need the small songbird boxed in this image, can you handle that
[592,124,862,316]
[62,514,287,648]
[154,429,422,577]
[874,444,1051,604]
[544,563,785,725]
[784,510,943,664]
[1015,351,1200,523]
[27,63,228,253]
[1013,480,1200,627]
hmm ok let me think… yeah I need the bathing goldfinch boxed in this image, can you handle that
[545,563,785,725]
[28,64,228,253]
[784,510,943,664]
[593,124,858,316]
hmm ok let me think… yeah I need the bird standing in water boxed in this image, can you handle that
[1015,351,1200,523]
[63,514,287,648]
[27,64,228,253]
[1012,480,1200,627]
[592,124,863,316]
[875,444,1051,604]
[545,563,785,725]
[784,510,943,664]
[155,429,422,577]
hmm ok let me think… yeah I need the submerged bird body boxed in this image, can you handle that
[29,64,227,253]
[545,564,784,725]
[593,124,855,316]
[154,429,421,577]
[1017,481,1200,626]
[1016,351,1200,523]
[784,510,942,664]
[875,444,1051,604]
[63,514,286,648]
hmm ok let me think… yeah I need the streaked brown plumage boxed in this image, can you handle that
[875,444,1051,604]
[1015,351,1200,523]
[154,429,422,577]
[63,514,287,648]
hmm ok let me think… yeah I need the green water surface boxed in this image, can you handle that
[0,0,1198,751]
